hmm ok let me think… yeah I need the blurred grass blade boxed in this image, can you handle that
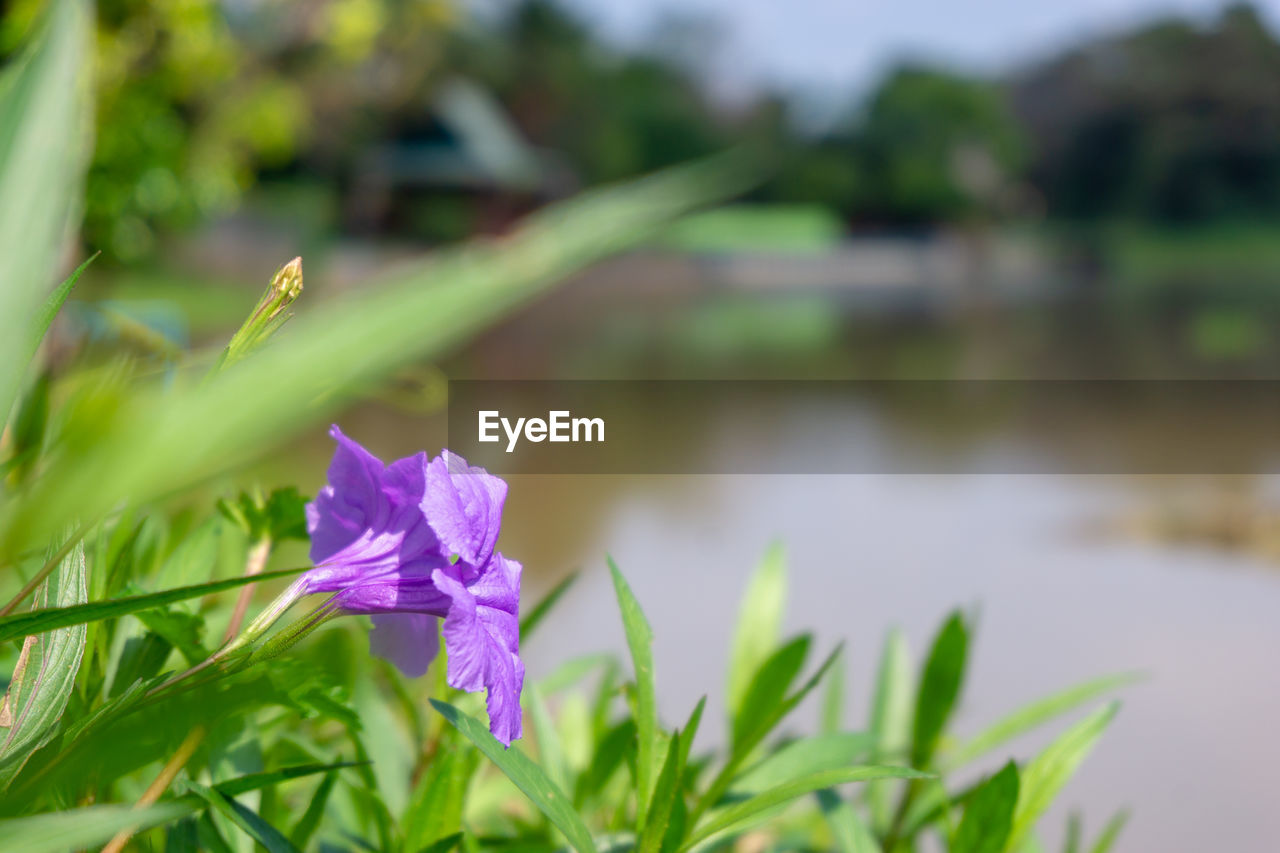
[215,762,363,798]
[288,770,337,849]
[529,684,571,793]
[521,571,579,640]
[732,635,810,752]
[821,645,845,734]
[815,788,881,853]
[1,154,754,559]
[868,627,912,831]
[26,252,95,366]
[0,803,188,853]
[726,542,786,719]
[0,537,86,789]
[1089,809,1130,853]
[683,766,931,850]
[0,0,92,426]
[1006,703,1119,852]
[431,699,598,853]
[947,674,1139,769]
[608,557,660,823]
[678,696,706,770]
[188,782,300,853]
[734,732,875,793]
[0,566,303,644]
[953,761,1019,853]
[402,742,476,852]
[638,729,684,853]
[911,611,969,768]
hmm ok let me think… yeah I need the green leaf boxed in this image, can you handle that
[26,252,95,365]
[4,371,49,482]
[403,741,477,852]
[608,557,659,823]
[639,728,685,853]
[289,769,338,850]
[953,761,1019,853]
[821,646,845,735]
[575,718,635,807]
[733,732,876,793]
[188,781,300,853]
[216,762,363,798]
[732,635,810,752]
[867,627,912,831]
[726,543,787,719]
[815,789,880,853]
[431,699,598,853]
[947,674,1138,769]
[1006,704,1119,852]
[521,572,579,639]
[0,803,189,853]
[911,611,969,768]
[683,766,931,850]
[0,566,304,644]
[0,536,87,789]
[529,683,571,793]
[0,0,92,427]
[1064,813,1082,853]
[1088,810,1129,853]
[678,696,706,771]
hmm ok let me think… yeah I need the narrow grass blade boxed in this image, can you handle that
[953,761,1019,853]
[521,572,579,639]
[734,732,876,793]
[815,788,881,853]
[26,252,96,365]
[188,782,300,853]
[1089,809,1130,853]
[684,766,931,850]
[431,699,598,853]
[1007,704,1119,852]
[608,558,659,823]
[0,567,305,644]
[638,729,685,853]
[726,543,786,719]
[0,803,188,853]
[911,612,969,768]
[0,0,92,426]
[732,635,810,752]
[948,674,1139,768]
[868,627,912,831]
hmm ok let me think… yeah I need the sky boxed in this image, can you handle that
[544,0,1280,96]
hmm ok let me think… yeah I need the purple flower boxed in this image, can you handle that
[302,426,524,745]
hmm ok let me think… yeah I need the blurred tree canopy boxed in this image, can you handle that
[1012,3,1280,224]
[5,0,1280,258]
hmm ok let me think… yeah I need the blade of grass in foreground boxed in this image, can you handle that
[0,154,755,559]
[431,699,598,853]
[0,0,92,427]
[683,766,932,850]
[0,567,305,644]
[608,557,660,826]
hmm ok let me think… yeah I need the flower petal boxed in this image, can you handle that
[304,433,445,594]
[307,425,388,564]
[423,451,507,570]
[433,555,523,745]
[369,613,440,678]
